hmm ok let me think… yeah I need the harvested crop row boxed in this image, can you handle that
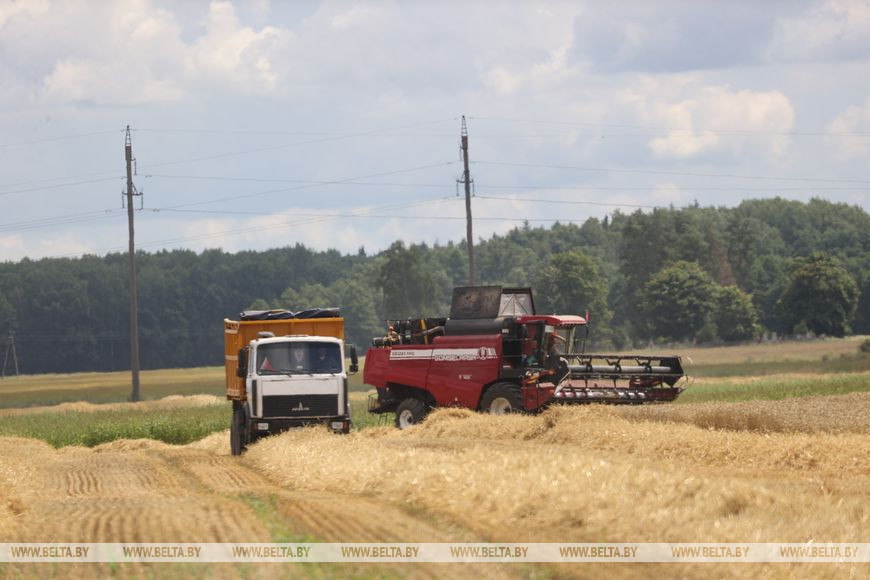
[0,435,516,579]
[617,391,870,434]
[0,394,224,416]
[244,405,869,553]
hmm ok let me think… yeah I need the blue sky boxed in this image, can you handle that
[1,0,869,261]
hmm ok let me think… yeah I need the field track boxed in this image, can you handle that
[2,390,869,578]
[0,434,520,578]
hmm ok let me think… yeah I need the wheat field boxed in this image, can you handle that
[2,339,869,578]
[2,395,867,578]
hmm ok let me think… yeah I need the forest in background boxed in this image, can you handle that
[1,196,868,374]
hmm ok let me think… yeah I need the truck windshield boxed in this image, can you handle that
[257,342,342,374]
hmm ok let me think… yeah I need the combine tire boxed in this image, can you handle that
[395,398,428,429]
[481,382,524,414]
[230,403,247,456]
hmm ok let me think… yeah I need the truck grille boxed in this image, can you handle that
[261,395,339,417]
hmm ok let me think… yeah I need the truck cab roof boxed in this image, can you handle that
[251,335,343,346]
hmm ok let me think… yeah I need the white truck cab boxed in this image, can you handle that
[224,310,357,456]
[245,335,351,434]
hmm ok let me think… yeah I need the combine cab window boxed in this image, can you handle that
[257,342,342,374]
[548,326,577,356]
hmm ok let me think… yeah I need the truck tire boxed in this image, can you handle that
[395,398,429,429]
[480,382,524,414]
[230,403,247,456]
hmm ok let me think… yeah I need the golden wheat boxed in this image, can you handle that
[0,394,224,417]
[245,405,869,547]
[618,391,870,434]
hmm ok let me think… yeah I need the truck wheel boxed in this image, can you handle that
[395,398,428,429]
[481,383,524,414]
[230,403,247,456]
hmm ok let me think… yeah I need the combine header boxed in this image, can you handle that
[365,286,686,428]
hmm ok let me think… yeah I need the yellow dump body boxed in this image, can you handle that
[224,317,345,400]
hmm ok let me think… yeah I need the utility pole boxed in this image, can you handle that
[459,116,475,285]
[1,331,19,378]
[124,125,141,401]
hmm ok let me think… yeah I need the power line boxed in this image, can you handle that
[59,196,456,257]
[469,115,870,138]
[144,173,451,188]
[0,163,456,235]
[159,161,458,211]
[476,183,869,192]
[474,160,870,185]
[475,195,658,209]
[145,173,869,191]
[134,118,456,138]
[141,117,458,170]
[0,176,124,197]
[0,210,122,233]
[0,129,123,149]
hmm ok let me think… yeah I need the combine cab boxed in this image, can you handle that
[365,286,686,428]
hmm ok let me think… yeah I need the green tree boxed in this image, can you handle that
[714,285,759,342]
[0,294,15,351]
[536,250,610,319]
[854,274,870,334]
[278,284,333,310]
[639,261,716,342]
[377,242,437,318]
[777,253,859,337]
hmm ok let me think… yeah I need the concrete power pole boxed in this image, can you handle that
[124,125,141,401]
[459,116,475,285]
[1,331,19,378]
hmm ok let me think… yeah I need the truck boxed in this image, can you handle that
[224,308,359,455]
[365,286,685,428]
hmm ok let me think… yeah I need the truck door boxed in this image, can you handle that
[245,346,260,419]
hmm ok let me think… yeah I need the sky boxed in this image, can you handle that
[1,0,869,262]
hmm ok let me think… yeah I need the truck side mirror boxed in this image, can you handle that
[348,344,359,374]
[236,347,248,378]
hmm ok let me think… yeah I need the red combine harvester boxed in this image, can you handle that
[365,286,686,428]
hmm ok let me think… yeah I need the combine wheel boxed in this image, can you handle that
[230,402,247,456]
[395,398,429,429]
[481,382,524,414]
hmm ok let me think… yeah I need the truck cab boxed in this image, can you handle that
[224,310,357,455]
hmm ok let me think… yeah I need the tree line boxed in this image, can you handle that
[0,197,867,374]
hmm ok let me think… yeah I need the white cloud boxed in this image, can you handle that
[35,0,289,105]
[0,0,49,29]
[189,1,288,92]
[826,97,870,160]
[571,2,778,72]
[768,0,870,63]
[0,233,91,261]
[638,85,795,160]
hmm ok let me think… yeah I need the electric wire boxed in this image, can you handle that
[140,117,458,170]
[474,160,870,185]
[469,115,870,138]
